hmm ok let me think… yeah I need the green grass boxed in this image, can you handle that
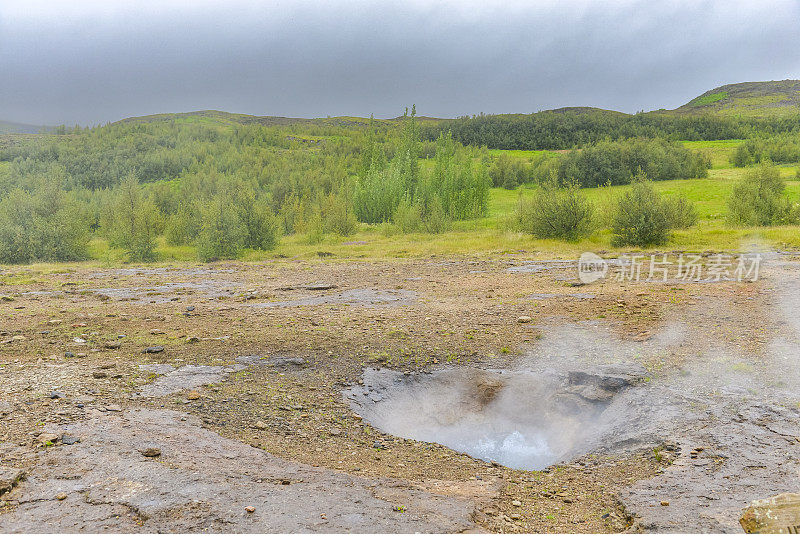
[680,139,743,169]
[487,148,562,160]
[690,91,729,107]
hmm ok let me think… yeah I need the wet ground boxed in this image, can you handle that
[0,253,798,532]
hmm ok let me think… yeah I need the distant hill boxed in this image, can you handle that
[671,80,800,117]
[114,110,446,129]
[547,106,629,116]
[0,120,47,134]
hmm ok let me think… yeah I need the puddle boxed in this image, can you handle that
[250,288,416,308]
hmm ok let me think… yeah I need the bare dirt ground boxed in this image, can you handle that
[0,253,798,533]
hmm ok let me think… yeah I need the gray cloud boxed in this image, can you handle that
[1,0,799,125]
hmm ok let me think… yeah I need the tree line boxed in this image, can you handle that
[423,109,800,150]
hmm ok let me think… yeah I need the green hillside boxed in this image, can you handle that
[673,80,800,117]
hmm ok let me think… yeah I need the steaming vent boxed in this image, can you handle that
[346,363,650,470]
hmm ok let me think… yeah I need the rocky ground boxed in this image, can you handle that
[0,253,798,532]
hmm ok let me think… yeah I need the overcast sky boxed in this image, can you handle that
[1,0,799,125]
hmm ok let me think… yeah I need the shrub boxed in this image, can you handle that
[730,144,751,167]
[196,196,247,261]
[393,196,423,233]
[423,196,450,234]
[393,195,450,234]
[305,212,325,244]
[489,154,526,189]
[664,195,698,229]
[244,198,280,250]
[727,164,797,226]
[515,180,594,240]
[0,187,90,264]
[106,175,161,262]
[557,138,708,188]
[319,192,357,236]
[353,163,404,224]
[165,205,200,246]
[731,137,800,167]
[433,133,490,220]
[611,179,674,247]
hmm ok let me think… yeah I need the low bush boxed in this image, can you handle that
[611,177,697,247]
[196,195,247,261]
[0,187,90,264]
[515,180,594,240]
[727,164,798,226]
[105,175,160,262]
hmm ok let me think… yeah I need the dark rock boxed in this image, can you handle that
[741,493,800,533]
[140,447,161,458]
[143,346,164,354]
[63,352,75,358]
[92,371,107,379]
[0,468,25,495]
[565,384,615,403]
[49,391,64,399]
[567,363,648,392]
[0,401,13,415]
[61,435,80,445]
[269,356,306,369]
